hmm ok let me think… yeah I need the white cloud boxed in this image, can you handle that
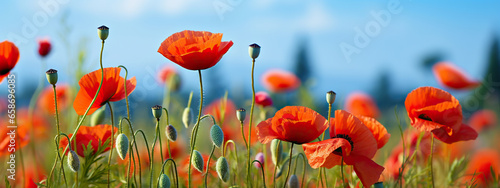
[296,3,335,32]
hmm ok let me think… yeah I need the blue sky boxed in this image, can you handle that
[1,0,500,102]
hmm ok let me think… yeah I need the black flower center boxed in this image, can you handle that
[331,134,354,154]
[418,114,432,121]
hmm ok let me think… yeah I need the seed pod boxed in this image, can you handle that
[152,105,162,119]
[326,90,336,105]
[271,139,283,165]
[182,107,194,128]
[236,108,246,122]
[288,174,299,188]
[248,43,261,59]
[97,25,109,40]
[158,174,171,188]
[67,150,80,172]
[216,157,230,182]
[115,133,129,160]
[45,69,58,85]
[165,124,177,142]
[91,107,105,126]
[192,150,204,173]
[254,152,264,168]
[210,124,224,148]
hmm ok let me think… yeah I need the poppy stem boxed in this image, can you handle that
[133,130,151,188]
[240,121,249,150]
[429,135,435,188]
[53,84,68,186]
[252,160,267,188]
[60,40,106,171]
[247,58,257,186]
[158,158,179,188]
[188,70,205,188]
[341,156,345,187]
[150,118,161,187]
[107,102,115,187]
[122,117,141,188]
[293,153,306,188]
[204,145,216,188]
[282,143,294,188]
[272,140,281,188]
[118,65,131,120]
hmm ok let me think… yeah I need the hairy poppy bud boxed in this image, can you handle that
[158,174,171,188]
[249,43,261,59]
[116,133,129,160]
[210,124,224,148]
[326,90,336,105]
[216,157,230,182]
[271,139,283,165]
[374,182,384,188]
[97,25,109,41]
[182,107,194,128]
[91,107,106,126]
[236,108,246,122]
[168,74,181,92]
[192,150,204,173]
[288,174,299,188]
[68,150,80,172]
[165,125,177,142]
[152,105,162,119]
[254,152,264,168]
[46,69,58,85]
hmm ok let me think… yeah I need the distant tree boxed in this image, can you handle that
[293,37,311,84]
[471,36,500,108]
[420,51,445,70]
[373,70,392,109]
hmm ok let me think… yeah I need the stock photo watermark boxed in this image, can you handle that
[339,0,405,63]
[213,0,243,21]
[5,73,17,181]
[7,0,68,45]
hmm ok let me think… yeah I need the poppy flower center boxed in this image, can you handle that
[331,134,354,154]
[418,114,433,121]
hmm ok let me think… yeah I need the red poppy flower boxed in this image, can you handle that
[73,67,136,115]
[255,91,273,107]
[0,118,30,157]
[5,161,46,187]
[261,69,301,93]
[59,124,118,157]
[405,86,478,144]
[204,98,237,126]
[302,110,384,188]
[468,109,497,133]
[464,149,500,187]
[345,92,380,118]
[157,65,178,84]
[38,38,51,57]
[17,108,50,139]
[355,115,390,149]
[158,30,233,70]
[256,106,328,144]
[37,84,71,114]
[0,41,20,83]
[433,62,480,90]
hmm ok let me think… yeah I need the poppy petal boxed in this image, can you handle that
[302,138,352,169]
[110,76,136,101]
[433,62,481,90]
[344,154,384,188]
[432,123,478,144]
[256,118,279,144]
[331,110,378,159]
[356,115,391,149]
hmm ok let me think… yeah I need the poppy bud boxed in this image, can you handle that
[182,107,194,128]
[326,90,336,105]
[210,124,224,148]
[152,105,162,119]
[236,108,246,122]
[288,174,299,188]
[116,133,129,160]
[158,174,171,188]
[38,39,51,57]
[254,152,264,168]
[216,157,230,182]
[374,182,384,188]
[168,74,181,92]
[97,25,109,41]
[165,124,177,142]
[91,107,105,126]
[255,91,273,107]
[46,69,58,85]
[271,139,283,165]
[192,150,204,173]
[249,43,261,59]
[68,150,80,172]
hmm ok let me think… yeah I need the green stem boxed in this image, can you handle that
[247,58,256,186]
[429,135,435,188]
[150,118,161,187]
[341,156,345,187]
[252,160,267,188]
[132,130,151,187]
[60,40,106,166]
[240,121,249,150]
[121,117,141,188]
[317,103,332,188]
[272,140,281,188]
[188,70,204,188]
[118,65,131,120]
[282,143,294,188]
[292,153,306,188]
[158,158,179,188]
[204,145,216,188]
[107,102,115,187]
